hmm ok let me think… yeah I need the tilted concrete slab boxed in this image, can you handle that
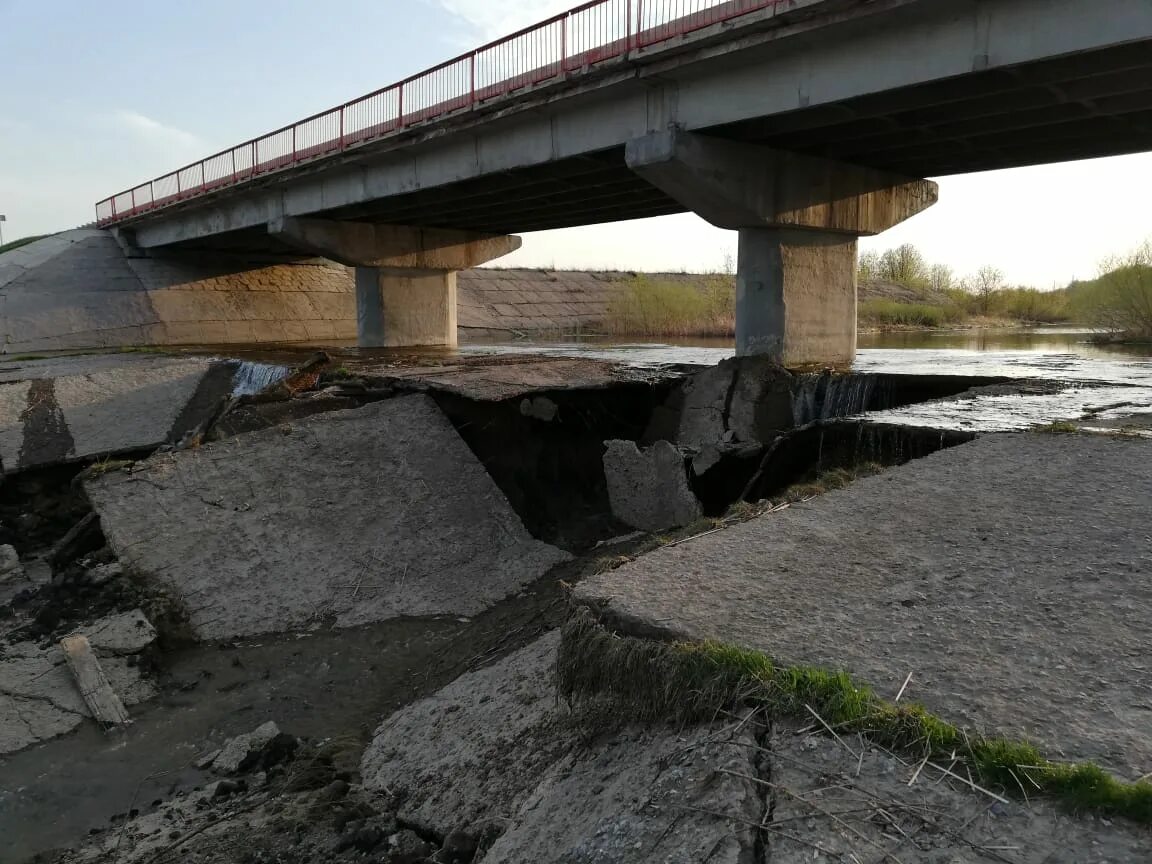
[85,394,570,640]
[576,433,1152,778]
[0,354,237,473]
[361,632,762,863]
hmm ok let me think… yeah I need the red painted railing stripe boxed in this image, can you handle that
[95,0,790,225]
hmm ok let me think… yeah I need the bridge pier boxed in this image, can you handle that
[627,130,938,368]
[269,218,521,348]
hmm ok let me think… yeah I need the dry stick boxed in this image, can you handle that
[806,704,860,761]
[894,672,913,702]
[928,761,1009,805]
[722,769,907,864]
[907,752,931,787]
[663,526,726,548]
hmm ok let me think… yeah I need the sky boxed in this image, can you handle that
[1,0,1150,287]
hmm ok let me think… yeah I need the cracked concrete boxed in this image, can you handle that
[86,394,570,640]
[361,632,762,863]
[0,609,157,754]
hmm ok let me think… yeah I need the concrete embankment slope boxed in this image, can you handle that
[0,230,355,353]
[577,432,1152,779]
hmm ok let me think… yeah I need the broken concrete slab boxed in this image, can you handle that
[644,355,795,447]
[603,439,702,532]
[0,353,238,473]
[361,632,572,832]
[86,394,570,640]
[577,434,1152,778]
[210,721,283,774]
[0,611,157,754]
[361,632,762,863]
[367,355,670,402]
[83,608,157,655]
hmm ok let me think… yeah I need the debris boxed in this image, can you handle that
[210,721,288,775]
[49,512,102,570]
[60,634,132,727]
[602,439,702,532]
[0,543,22,579]
[382,829,434,864]
[84,609,157,655]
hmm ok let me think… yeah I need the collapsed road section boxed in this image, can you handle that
[2,348,1150,862]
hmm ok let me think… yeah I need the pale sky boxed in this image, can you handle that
[2,0,1149,287]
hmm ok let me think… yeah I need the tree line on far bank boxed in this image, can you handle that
[857,242,1152,340]
[604,240,1152,340]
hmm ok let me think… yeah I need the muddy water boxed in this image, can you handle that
[456,329,1152,431]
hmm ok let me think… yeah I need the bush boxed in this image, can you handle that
[1069,242,1152,338]
[605,275,735,337]
[857,299,963,328]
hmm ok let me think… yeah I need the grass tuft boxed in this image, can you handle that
[558,609,1152,824]
[1034,420,1079,434]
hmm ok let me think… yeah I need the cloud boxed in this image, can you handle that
[115,110,203,152]
[430,0,574,42]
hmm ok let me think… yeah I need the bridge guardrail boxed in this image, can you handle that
[94,0,788,226]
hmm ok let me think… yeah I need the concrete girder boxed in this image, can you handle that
[268,217,522,270]
[625,129,937,235]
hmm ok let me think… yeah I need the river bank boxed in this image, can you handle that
[2,346,1150,862]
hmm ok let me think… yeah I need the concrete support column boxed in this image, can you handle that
[736,228,857,366]
[626,129,936,368]
[355,266,458,348]
[270,217,519,349]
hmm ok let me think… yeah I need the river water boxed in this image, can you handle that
[459,328,1152,432]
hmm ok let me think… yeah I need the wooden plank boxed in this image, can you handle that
[60,634,132,726]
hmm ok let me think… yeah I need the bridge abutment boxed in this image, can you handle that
[626,130,938,367]
[270,218,520,348]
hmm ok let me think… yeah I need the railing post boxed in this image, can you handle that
[130,189,136,213]
[399,84,405,128]
[339,106,345,149]
[254,141,259,175]
[637,0,644,49]
[200,163,206,190]
[292,126,297,162]
[627,0,632,51]
[176,171,182,197]
[470,53,476,107]
[231,149,237,181]
[561,14,568,72]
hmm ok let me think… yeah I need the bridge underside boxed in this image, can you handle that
[157,38,1152,255]
[101,0,1152,366]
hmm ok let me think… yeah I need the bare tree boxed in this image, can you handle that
[930,263,954,293]
[968,265,1004,315]
[857,250,880,282]
[878,244,928,286]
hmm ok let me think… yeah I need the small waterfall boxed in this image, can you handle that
[792,372,881,424]
[232,361,292,396]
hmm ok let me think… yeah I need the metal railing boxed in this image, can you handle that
[95,0,790,225]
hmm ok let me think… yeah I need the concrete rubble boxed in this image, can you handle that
[86,394,570,639]
[0,607,158,755]
[361,632,763,863]
[602,439,703,532]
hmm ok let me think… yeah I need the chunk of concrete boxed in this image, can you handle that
[362,633,571,832]
[84,608,157,655]
[210,721,282,775]
[603,439,702,532]
[0,544,21,579]
[0,613,157,754]
[361,632,762,864]
[644,356,795,447]
[0,544,27,604]
[85,394,570,640]
[0,354,237,472]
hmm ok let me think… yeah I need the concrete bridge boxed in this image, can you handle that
[95,0,1152,366]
